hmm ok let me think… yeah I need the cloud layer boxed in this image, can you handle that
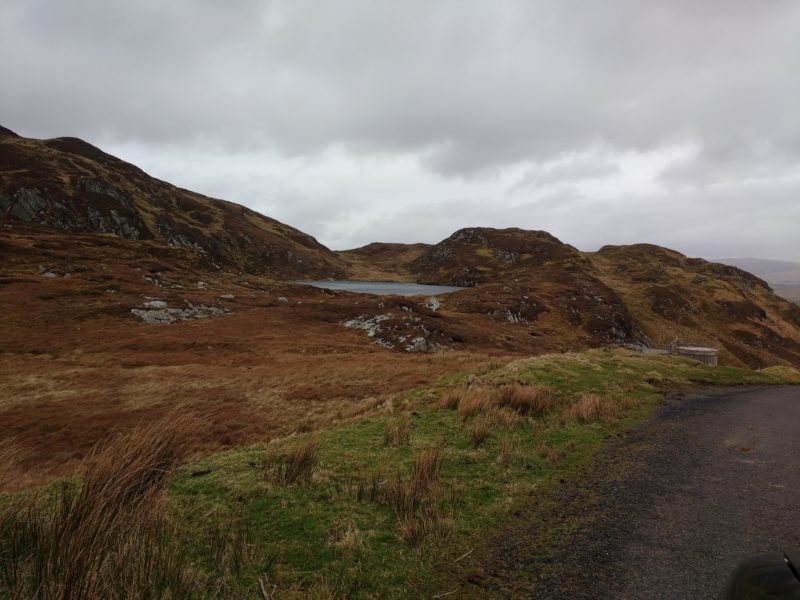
[2,1,799,259]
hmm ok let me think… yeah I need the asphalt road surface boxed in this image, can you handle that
[573,386,800,599]
[476,386,800,599]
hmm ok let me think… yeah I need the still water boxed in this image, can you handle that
[295,280,465,296]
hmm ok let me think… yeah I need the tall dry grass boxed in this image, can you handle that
[0,412,201,599]
[455,389,494,421]
[446,384,556,422]
[0,438,28,489]
[497,384,556,415]
[384,445,451,545]
[469,417,492,448]
[566,393,618,423]
[263,437,320,485]
[383,414,411,447]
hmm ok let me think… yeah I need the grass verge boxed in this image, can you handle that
[1,349,797,598]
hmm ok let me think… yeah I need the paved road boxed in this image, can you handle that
[475,386,800,599]
[599,386,800,599]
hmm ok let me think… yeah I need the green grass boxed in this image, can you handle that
[3,350,797,598]
[162,350,794,597]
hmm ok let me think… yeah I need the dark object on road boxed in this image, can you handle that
[722,552,800,599]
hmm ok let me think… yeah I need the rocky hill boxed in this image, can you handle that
[2,127,798,368]
[409,227,588,286]
[0,127,346,278]
[346,228,800,367]
[589,245,800,368]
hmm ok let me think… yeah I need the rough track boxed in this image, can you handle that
[476,386,800,599]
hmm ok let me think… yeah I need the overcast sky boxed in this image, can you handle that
[2,1,799,260]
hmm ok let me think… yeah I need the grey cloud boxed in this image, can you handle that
[5,0,800,176]
[2,1,799,260]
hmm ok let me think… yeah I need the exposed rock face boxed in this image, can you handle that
[0,129,347,278]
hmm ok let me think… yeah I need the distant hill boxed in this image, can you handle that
[0,127,346,278]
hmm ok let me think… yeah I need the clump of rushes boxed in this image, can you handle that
[567,393,617,423]
[383,414,411,447]
[0,412,202,599]
[263,437,320,485]
[469,416,492,448]
[456,388,495,421]
[384,445,450,545]
[437,389,463,411]
[497,384,555,416]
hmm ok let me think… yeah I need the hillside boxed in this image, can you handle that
[717,258,800,303]
[0,127,346,278]
[589,245,800,367]
[336,242,429,281]
[374,228,800,368]
[2,127,799,369]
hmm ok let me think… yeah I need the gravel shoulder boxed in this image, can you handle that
[464,385,800,599]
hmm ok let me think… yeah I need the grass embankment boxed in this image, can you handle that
[1,350,796,598]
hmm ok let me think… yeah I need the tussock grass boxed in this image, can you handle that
[450,384,556,422]
[469,417,492,448]
[456,388,495,421]
[436,390,462,411]
[263,437,320,485]
[6,349,794,597]
[384,445,451,545]
[567,393,618,423]
[383,414,411,447]
[486,406,523,430]
[0,412,201,599]
[497,383,556,415]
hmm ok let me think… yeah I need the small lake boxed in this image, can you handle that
[294,280,465,296]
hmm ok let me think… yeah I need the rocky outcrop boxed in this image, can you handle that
[410,227,588,286]
[131,298,230,324]
[0,128,347,278]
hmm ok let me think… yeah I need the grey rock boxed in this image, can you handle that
[219,294,235,301]
[409,337,428,352]
[426,297,441,311]
[276,296,289,305]
[132,303,230,324]
[143,300,168,309]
